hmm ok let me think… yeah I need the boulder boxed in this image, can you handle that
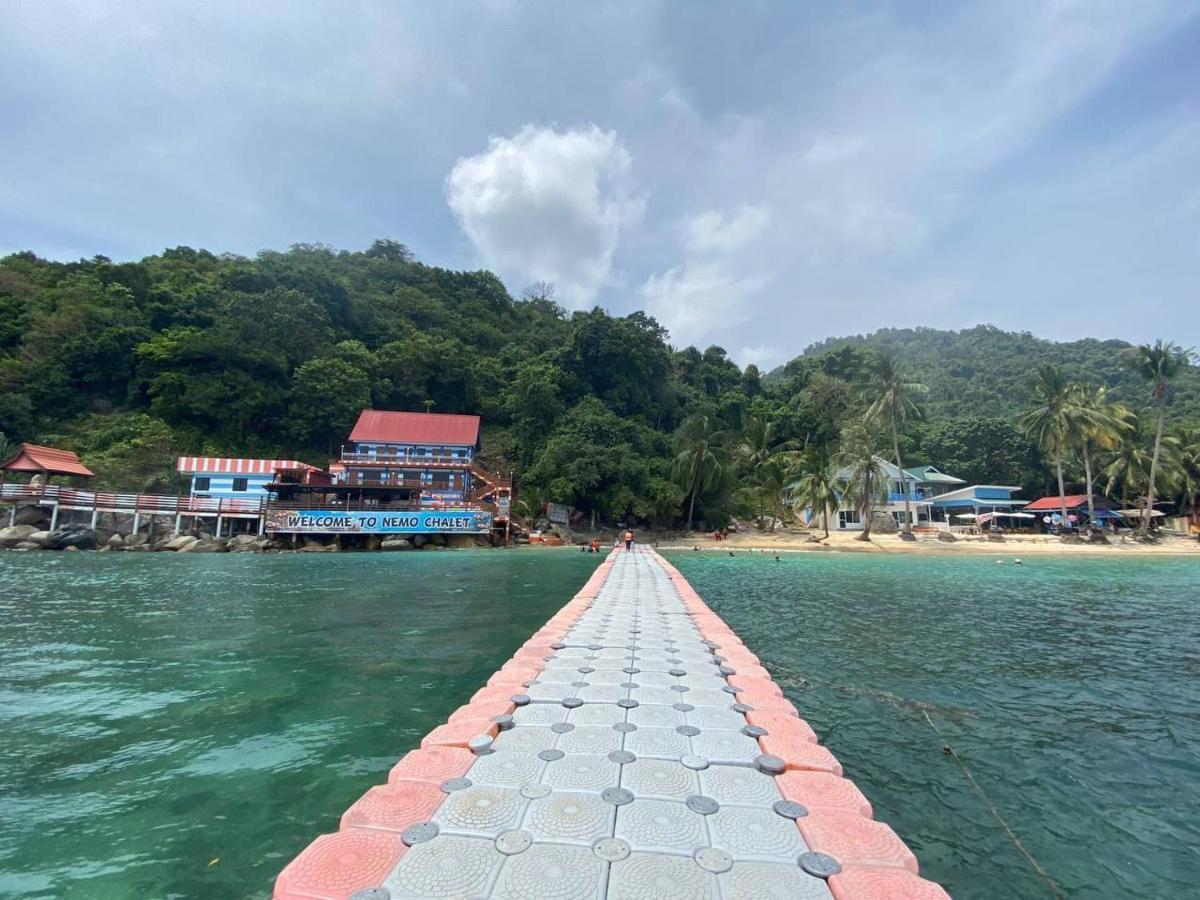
[50,525,98,549]
[365,535,382,552]
[27,530,56,547]
[301,536,326,549]
[297,544,329,552]
[106,534,126,548]
[181,540,223,553]
[428,534,447,547]
[936,531,957,542]
[412,534,429,548]
[380,537,412,551]
[163,535,200,552]
[0,524,38,546]
[446,534,476,549]
[13,507,51,528]
[13,541,42,550]
[124,533,150,547]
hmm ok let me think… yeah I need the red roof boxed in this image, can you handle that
[1,443,95,477]
[349,410,481,447]
[176,457,321,475]
[1024,495,1098,511]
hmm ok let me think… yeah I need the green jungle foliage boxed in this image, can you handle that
[2,242,1197,525]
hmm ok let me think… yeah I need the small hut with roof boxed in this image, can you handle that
[1,443,95,484]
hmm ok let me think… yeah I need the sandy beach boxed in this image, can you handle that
[655,528,1200,556]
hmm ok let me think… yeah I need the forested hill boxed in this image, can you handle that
[776,326,1200,421]
[1,241,1196,523]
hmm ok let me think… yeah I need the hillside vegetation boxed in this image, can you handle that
[780,327,1200,422]
[1,241,1196,526]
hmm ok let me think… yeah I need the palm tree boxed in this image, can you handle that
[672,414,727,531]
[862,357,926,534]
[836,424,888,541]
[1071,385,1132,526]
[735,415,791,525]
[1020,365,1082,531]
[1102,415,1185,517]
[1124,340,1193,535]
[1173,424,1200,529]
[785,446,837,538]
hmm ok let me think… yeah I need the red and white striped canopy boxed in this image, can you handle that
[176,457,320,475]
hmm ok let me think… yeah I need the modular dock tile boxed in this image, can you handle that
[274,548,948,899]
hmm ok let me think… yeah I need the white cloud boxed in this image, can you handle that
[684,205,770,255]
[642,206,772,349]
[737,344,786,370]
[445,124,643,307]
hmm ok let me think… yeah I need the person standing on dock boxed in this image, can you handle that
[624,529,634,550]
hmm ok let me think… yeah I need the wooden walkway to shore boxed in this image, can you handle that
[274,547,947,899]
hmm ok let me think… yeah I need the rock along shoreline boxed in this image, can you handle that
[0,521,499,554]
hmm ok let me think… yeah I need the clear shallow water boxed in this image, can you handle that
[0,551,601,899]
[668,551,1200,900]
[0,552,1197,899]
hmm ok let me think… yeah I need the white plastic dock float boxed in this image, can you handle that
[274,547,948,899]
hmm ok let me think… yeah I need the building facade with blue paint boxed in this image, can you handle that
[176,457,322,501]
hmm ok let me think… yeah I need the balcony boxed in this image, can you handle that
[339,450,472,468]
[341,474,464,490]
[888,490,931,503]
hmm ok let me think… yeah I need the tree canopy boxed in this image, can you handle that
[2,241,1197,526]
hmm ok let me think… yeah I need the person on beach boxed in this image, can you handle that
[624,530,634,550]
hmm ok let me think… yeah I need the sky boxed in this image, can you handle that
[2,1,1198,368]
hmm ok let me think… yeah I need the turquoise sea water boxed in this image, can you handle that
[0,550,1197,898]
[0,551,601,899]
[670,551,1200,899]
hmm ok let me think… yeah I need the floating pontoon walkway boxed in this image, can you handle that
[274,548,948,899]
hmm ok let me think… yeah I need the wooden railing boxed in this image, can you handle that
[0,483,265,515]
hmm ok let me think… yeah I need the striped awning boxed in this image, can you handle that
[176,457,320,475]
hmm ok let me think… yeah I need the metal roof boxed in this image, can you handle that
[928,484,1023,503]
[176,457,321,475]
[349,410,481,446]
[904,465,966,485]
[1024,495,1104,511]
[1,443,95,477]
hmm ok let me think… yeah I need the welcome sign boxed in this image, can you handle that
[267,509,492,534]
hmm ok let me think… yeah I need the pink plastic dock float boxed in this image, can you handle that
[274,547,948,899]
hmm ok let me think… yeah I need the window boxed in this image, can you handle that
[838,509,861,528]
[232,477,249,492]
[194,476,210,492]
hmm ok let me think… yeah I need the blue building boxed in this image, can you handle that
[929,484,1025,524]
[176,457,322,500]
[331,410,484,501]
